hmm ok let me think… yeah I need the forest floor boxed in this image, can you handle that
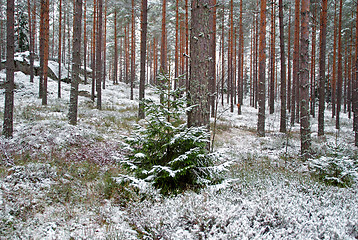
[0,70,358,239]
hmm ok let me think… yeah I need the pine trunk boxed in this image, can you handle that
[138,0,148,119]
[300,0,311,159]
[58,0,62,98]
[96,0,103,109]
[332,3,337,118]
[291,0,300,125]
[354,1,358,146]
[287,8,291,113]
[69,0,83,125]
[188,0,212,131]
[83,0,87,85]
[3,0,15,138]
[310,5,317,117]
[336,0,343,129]
[130,0,135,100]
[269,1,275,115]
[42,0,50,106]
[257,0,266,137]
[27,0,34,83]
[279,0,286,133]
[113,8,118,85]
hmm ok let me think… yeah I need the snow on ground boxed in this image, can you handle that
[0,70,357,239]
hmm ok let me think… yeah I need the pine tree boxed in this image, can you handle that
[257,0,267,137]
[96,0,103,109]
[279,0,286,133]
[300,0,311,159]
[69,0,83,125]
[188,0,212,131]
[138,0,148,119]
[3,0,15,138]
[318,0,328,136]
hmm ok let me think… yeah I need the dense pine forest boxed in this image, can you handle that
[0,0,358,238]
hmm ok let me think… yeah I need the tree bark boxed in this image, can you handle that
[237,0,243,115]
[138,0,148,119]
[41,0,50,106]
[113,8,118,85]
[210,0,216,117]
[257,0,266,137]
[269,1,275,115]
[3,0,15,138]
[102,0,107,90]
[291,0,300,125]
[336,0,343,129]
[83,0,87,85]
[130,0,135,100]
[91,0,97,101]
[318,0,328,136]
[332,2,338,118]
[287,8,291,113]
[69,0,83,125]
[300,0,311,159]
[58,0,62,98]
[310,4,317,117]
[96,0,103,109]
[27,0,34,83]
[279,0,286,133]
[160,0,167,73]
[354,1,358,146]
[188,0,212,131]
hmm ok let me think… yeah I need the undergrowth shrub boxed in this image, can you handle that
[309,142,358,187]
[124,75,218,195]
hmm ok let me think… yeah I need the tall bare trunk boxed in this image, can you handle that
[41,0,50,106]
[291,0,300,124]
[318,0,328,136]
[3,0,15,138]
[130,0,135,100]
[138,0,147,119]
[336,0,343,129]
[300,0,311,159]
[69,0,83,125]
[257,0,266,137]
[279,0,286,133]
[58,0,62,98]
[188,0,212,132]
[96,0,103,109]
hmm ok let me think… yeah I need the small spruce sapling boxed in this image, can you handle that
[124,74,217,195]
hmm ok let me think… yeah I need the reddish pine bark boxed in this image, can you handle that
[41,0,50,106]
[91,0,97,101]
[287,8,292,113]
[336,0,343,129]
[130,0,135,100]
[332,3,338,118]
[279,0,286,133]
[269,1,275,115]
[257,0,267,137]
[83,0,87,85]
[3,0,15,138]
[318,0,328,136]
